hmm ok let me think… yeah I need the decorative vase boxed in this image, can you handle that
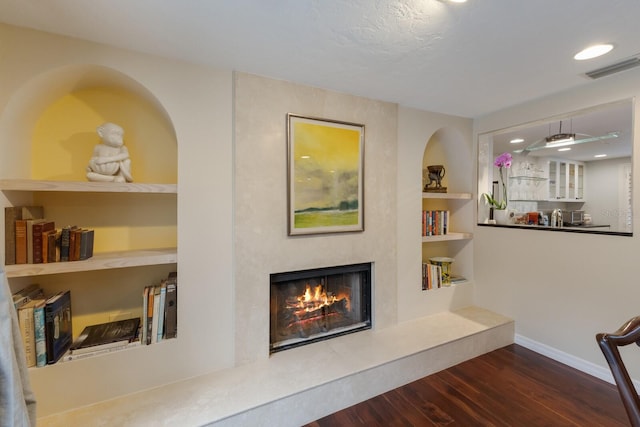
[493,209,509,225]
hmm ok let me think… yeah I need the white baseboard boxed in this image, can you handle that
[515,334,640,390]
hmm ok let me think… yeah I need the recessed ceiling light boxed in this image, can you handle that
[510,138,524,144]
[594,154,607,158]
[574,44,614,60]
[558,147,571,152]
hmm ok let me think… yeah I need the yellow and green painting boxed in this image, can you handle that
[289,116,363,234]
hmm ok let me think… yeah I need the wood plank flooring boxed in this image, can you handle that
[305,344,629,426]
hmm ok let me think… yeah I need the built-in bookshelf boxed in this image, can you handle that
[421,192,473,243]
[2,178,177,362]
[421,191,472,289]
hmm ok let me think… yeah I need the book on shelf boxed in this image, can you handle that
[151,286,161,344]
[146,285,155,345]
[15,219,28,264]
[44,229,60,263]
[26,219,45,264]
[4,206,44,265]
[69,317,141,355]
[33,299,47,367]
[32,220,55,264]
[61,341,141,362]
[79,229,94,260]
[70,228,83,261]
[45,290,72,364]
[59,225,78,262]
[141,286,149,345]
[17,299,43,367]
[156,281,167,343]
[164,272,178,339]
[12,283,44,309]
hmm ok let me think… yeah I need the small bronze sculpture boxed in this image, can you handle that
[424,165,447,193]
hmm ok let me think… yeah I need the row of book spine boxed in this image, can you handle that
[422,262,443,290]
[422,210,449,236]
[142,271,178,346]
[13,284,73,367]
[4,205,94,264]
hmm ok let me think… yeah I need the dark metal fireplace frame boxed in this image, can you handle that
[269,262,372,354]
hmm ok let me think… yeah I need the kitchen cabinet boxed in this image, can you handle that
[547,159,585,201]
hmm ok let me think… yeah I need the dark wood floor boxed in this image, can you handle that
[304,344,629,426]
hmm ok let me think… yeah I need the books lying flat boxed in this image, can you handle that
[70,318,140,354]
[61,341,141,362]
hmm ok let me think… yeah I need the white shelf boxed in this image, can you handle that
[422,232,472,243]
[4,248,177,278]
[0,179,176,194]
[422,192,472,200]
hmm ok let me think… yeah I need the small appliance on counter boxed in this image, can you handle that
[563,210,584,226]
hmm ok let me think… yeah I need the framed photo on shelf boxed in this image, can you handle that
[287,114,365,236]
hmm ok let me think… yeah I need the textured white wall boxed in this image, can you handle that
[473,68,640,379]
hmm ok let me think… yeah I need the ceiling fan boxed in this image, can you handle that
[514,120,620,155]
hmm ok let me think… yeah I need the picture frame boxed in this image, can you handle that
[287,114,365,236]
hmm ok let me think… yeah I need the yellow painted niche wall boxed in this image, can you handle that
[31,86,177,183]
[24,87,177,338]
[28,86,177,256]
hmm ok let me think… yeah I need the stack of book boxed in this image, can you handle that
[63,318,141,362]
[142,271,178,345]
[4,206,95,264]
[13,285,73,366]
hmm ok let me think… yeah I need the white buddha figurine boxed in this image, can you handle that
[86,122,133,183]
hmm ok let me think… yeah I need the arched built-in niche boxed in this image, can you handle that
[421,126,473,289]
[0,64,177,183]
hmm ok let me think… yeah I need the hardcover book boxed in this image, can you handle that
[26,219,45,264]
[33,220,55,264]
[146,285,155,345]
[12,284,43,310]
[70,228,83,261]
[157,281,167,342]
[33,299,47,367]
[70,317,140,354]
[60,225,77,262]
[15,219,28,264]
[79,229,94,260]
[18,300,40,367]
[45,290,72,364]
[4,206,44,265]
[164,272,178,339]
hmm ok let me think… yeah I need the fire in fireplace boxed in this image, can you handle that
[270,263,372,353]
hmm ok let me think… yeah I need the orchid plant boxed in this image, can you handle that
[483,152,512,210]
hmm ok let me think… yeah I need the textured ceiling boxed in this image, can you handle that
[1,0,640,118]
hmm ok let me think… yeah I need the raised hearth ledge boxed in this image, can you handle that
[38,306,514,427]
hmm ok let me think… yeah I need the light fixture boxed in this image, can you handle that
[510,138,524,144]
[544,120,575,147]
[574,44,614,60]
[594,154,607,158]
[558,147,571,152]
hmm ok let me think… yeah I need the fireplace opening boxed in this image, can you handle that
[270,262,372,353]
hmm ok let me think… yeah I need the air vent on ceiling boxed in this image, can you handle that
[585,57,640,80]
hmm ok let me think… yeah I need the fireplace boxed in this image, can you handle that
[270,263,372,353]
